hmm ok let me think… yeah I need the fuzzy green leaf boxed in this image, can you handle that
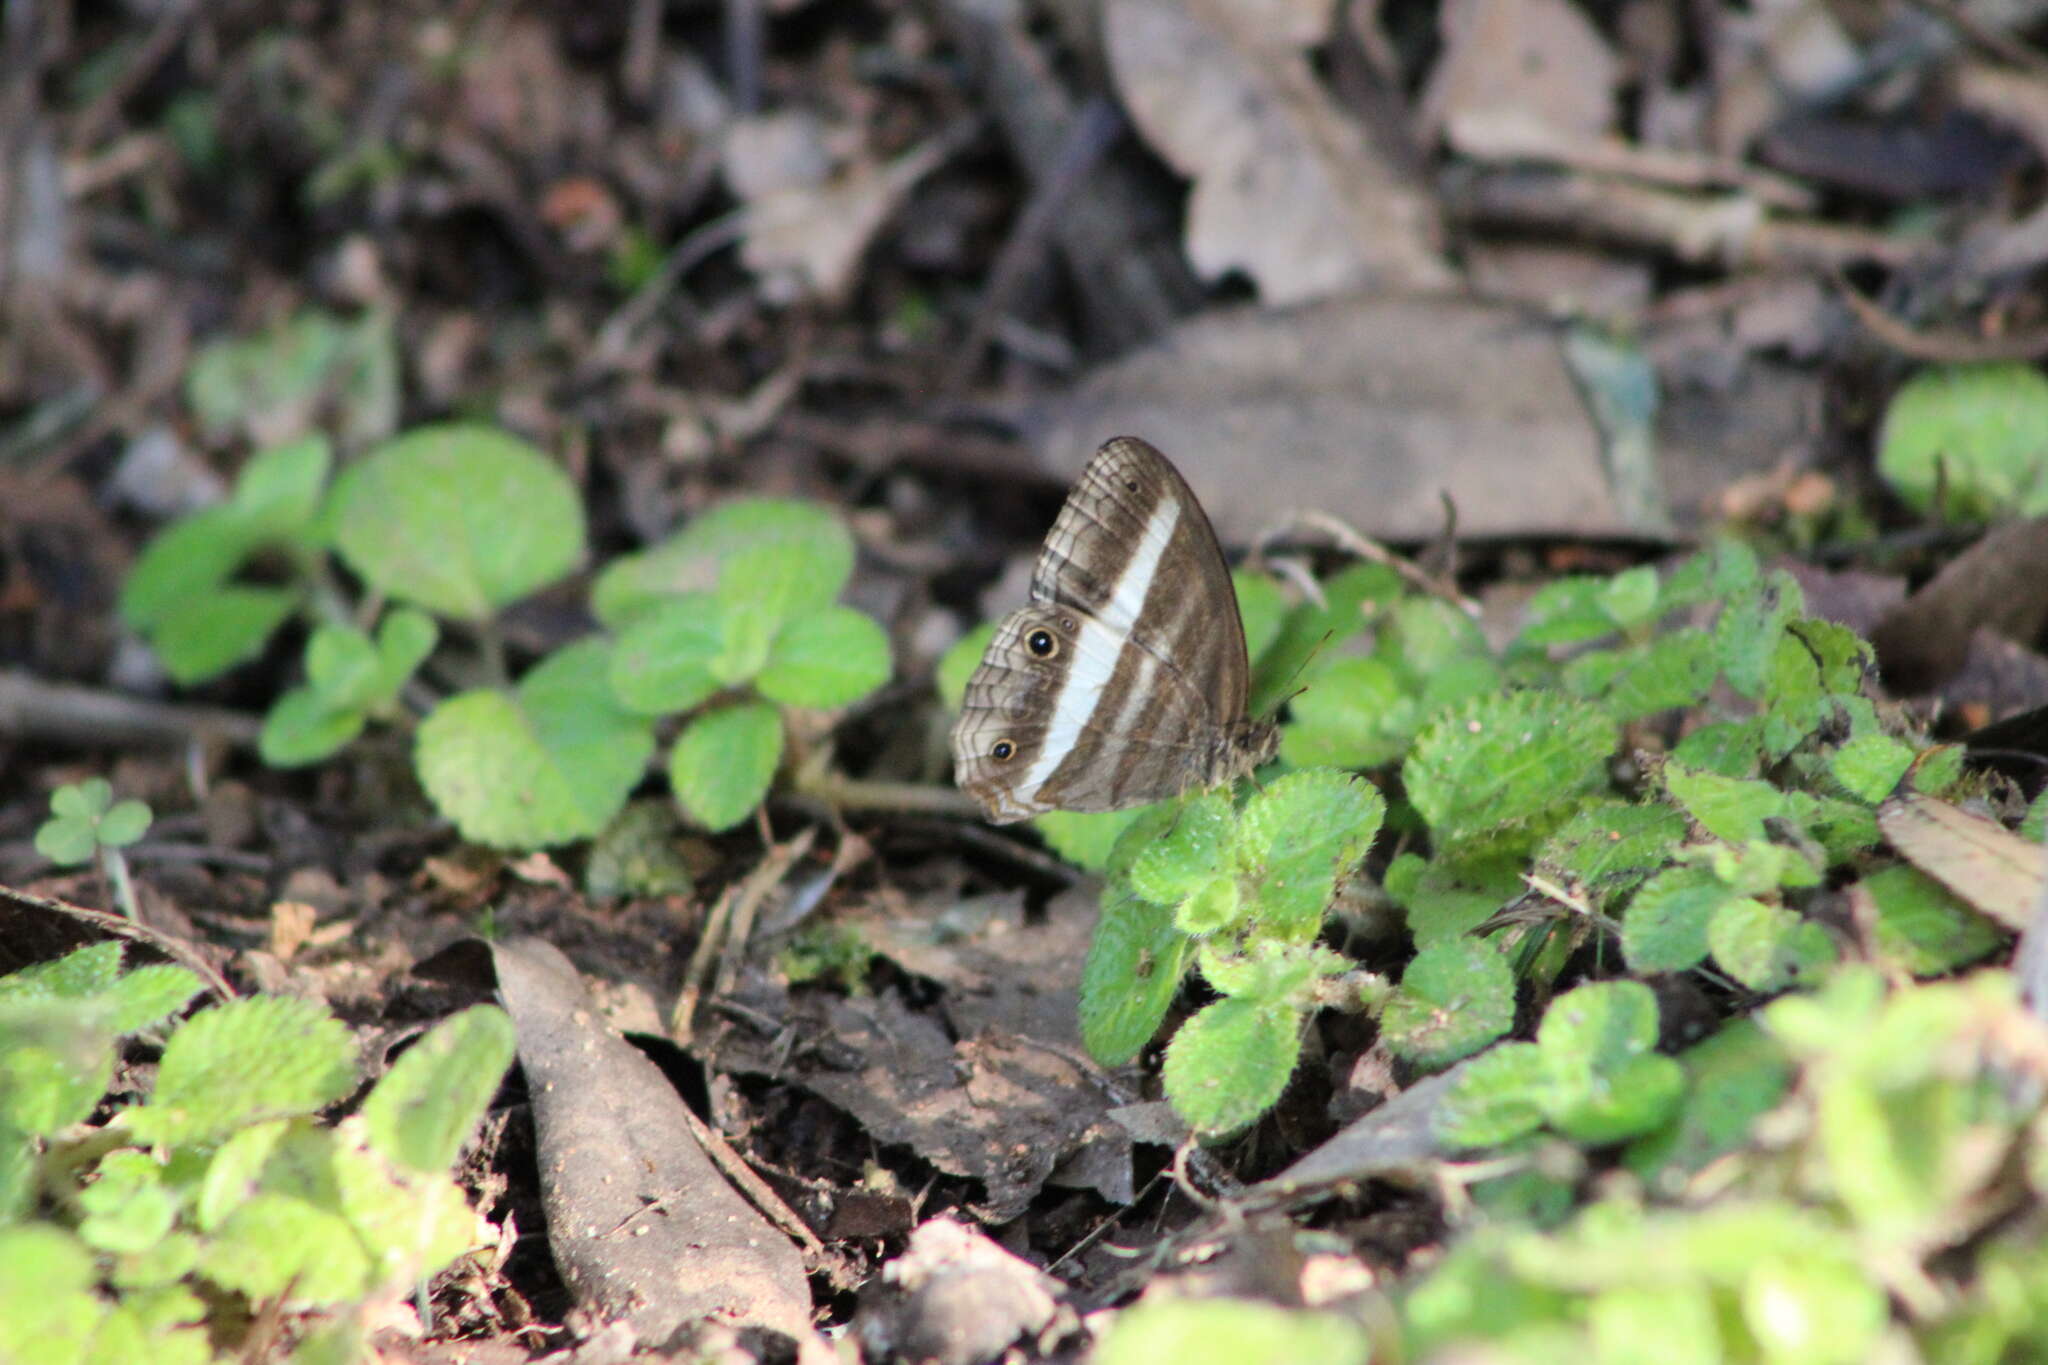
[1670,718,1764,777]
[1708,898,1835,992]
[1405,692,1617,851]
[1236,769,1384,940]
[1128,793,1237,909]
[373,607,438,693]
[78,1151,177,1255]
[1829,733,1915,804]
[669,700,783,832]
[591,497,853,628]
[1537,801,1685,908]
[1234,570,1287,663]
[1625,1018,1792,1188]
[1387,851,1527,945]
[1568,628,1719,719]
[119,506,268,631]
[1622,865,1737,973]
[363,1005,516,1173]
[1537,978,1660,1074]
[1514,576,1618,648]
[1546,1050,1685,1144]
[1662,763,1788,845]
[1434,1041,1554,1148]
[1600,565,1662,630]
[1854,866,2003,976]
[105,964,204,1035]
[201,1191,370,1303]
[0,941,122,1000]
[1080,881,1192,1066]
[330,423,585,620]
[1716,570,1804,697]
[756,606,892,708]
[1035,806,1156,873]
[230,434,332,534]
[1279,658,1410,769]
[1382,938,1515,1069]
[610,593,725,714]
[304,623,380,709]
[1162,997,1300,1135]
[135,995,357,1144]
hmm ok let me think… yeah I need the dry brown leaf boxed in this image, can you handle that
[1035,293,1638,542]
[1870,517,2048,696]
[1103,0,1452,305]
[1419,0,1620,145]
[1876,792,2038,933]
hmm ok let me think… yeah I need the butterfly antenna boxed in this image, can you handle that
[1263,629,1335,716]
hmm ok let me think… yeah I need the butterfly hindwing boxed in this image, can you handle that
[952,437,1273,824]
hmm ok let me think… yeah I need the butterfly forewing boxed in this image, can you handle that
[952,437,1268,823]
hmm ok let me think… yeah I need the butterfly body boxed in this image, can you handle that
[952,437,1277,824]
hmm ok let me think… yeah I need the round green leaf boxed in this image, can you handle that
[1095,1298,1370,1365]
[1278,658,1408,769]
[1621,865,1733,974]
[304,624,380,709]
[1079,881,1191,1066]
[1878,362,2048,518]
[330,424,585,620]
[118,506,267,630]
[757,607,892,708]
[1404,691,1618,852]
[610,593,725,715]
[230,435,332,534]
[1433,1041,1552,1148]
[149,586,299,685]
[34,818,98,866]
[139,995,358,1144]
[1382,937,1515,1069]
[591,497,853,628]
[1128,794,1237,908]
[372,607,438,697]
[1707,898,1835,993]
[259,688,367,768]
[1546,1051,1685,1144]
[415,639,655,848]
[669,701,783,832]
[95,800,152,848]
[1236,768,1384,939]
[1162,997,1301,1135]
[362,1004,516,1173]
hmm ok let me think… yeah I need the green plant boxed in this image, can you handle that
[123,420,894,846]
[0,941,516,1363]
[35,780,153,918]
[1877,361,2048,519]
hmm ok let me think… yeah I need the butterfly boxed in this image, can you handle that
[952,436,1277,824]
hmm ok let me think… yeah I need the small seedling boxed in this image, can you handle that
[35,779,152,918]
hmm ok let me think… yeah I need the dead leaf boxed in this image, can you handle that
[1419,0,1620,146]
[489,937,814,1345]
[1035,294,1637,542]
[1876,792,2038,933]
[268,900,317,961]
[1103,0,1452,305]
[853,1218,1069,1365]
[1248,1061,1470,1205]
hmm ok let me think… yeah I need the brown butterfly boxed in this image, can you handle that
[951,436,1277,824]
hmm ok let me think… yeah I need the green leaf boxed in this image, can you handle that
[1382,938,1515,1069]
[1537,978,1660,1075]
[1670,718,1764,777]
[372,607,437,696]
[1035,806,1155,873]
[148,585,299,684]
[1566,628,1719,719]
[1659,538,1760,613]
[304,623,380,709]
[104,964,203,1035]
[119,506,269,631]
[1625,1018,1792,1189]
[1663,762,1787,844]
[1546,1050,1684,1144]
[1405,692,1617,851]
[756,606,892,708]
[1829,733,1915,804]
[133,995,357,1144]
[1161,997,1301,1135]
[1235,769,1384,940]
[1080,880,1192,1066]
[591,497,854,628]
[0,941,122,999]
[1278,658,1410,769]
[1715,570,1803,698]
[1094,1298,1370,1365]
[259,687,368,767]
[35,815,99,865]
[330,423,585,620]
[53,778,113,820]
[1877,362,2048,518]
[1435,1041,1553,1147]
[78,1151,177,1255]
[1537,801,1686,908]
[230,434,331,534]
[1853,865,2003,976]
[1387,851,1526,945]
[1741,1257,1888,1365]
[416,639,656,848]
[201,1191,370,1304]
[1590,1284,1721,1365]
[1622,865,1739,973]
[1599,565,1662,630]
[716,540,826,637]
[94,800,150,848]
[362,1005,516,1173]
[669,701,783,832]
[1514,576,1618,648]
[1128,793,1237,909]
[610,593,726,714]
[1707,898,1834,992]
[1234,570,1287,663]
[1250,562,1402,715]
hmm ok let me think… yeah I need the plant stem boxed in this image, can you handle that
[101,847,140,920]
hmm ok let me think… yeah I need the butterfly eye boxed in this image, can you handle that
[1027,629,1057,657]
[991,739,1016,761]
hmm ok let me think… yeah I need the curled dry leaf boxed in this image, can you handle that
[1103,0,1452,305]
[1419,0,1620,147]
